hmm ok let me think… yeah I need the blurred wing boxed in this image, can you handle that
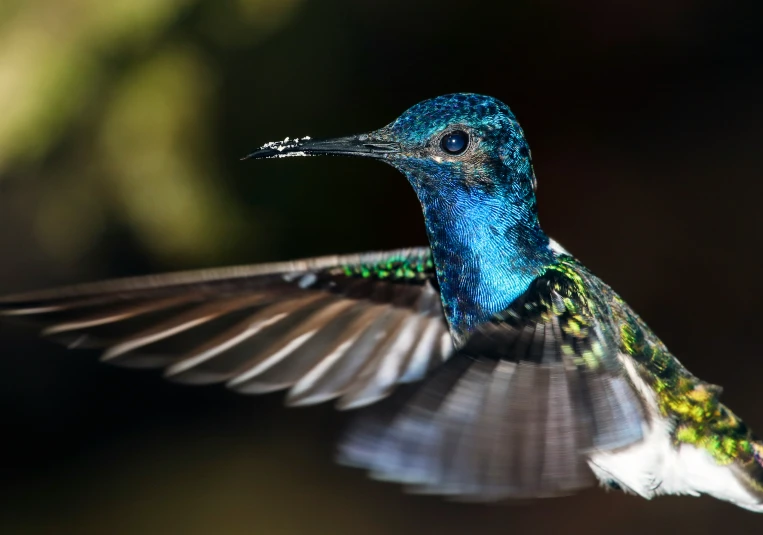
[0,248,452,409]
[339,259,646,499]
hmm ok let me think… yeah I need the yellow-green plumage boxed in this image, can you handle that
[557,254,763,504]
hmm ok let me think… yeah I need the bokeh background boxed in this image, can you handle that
[1,1,763,533]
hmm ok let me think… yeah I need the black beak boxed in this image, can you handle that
[241,135,400,160]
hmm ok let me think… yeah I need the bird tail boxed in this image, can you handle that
[672,400,763,512]
[727,432,763,511]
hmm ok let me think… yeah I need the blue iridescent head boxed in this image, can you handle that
[245,93,537,202]
[376,94,537,197]
[245,94,551,341]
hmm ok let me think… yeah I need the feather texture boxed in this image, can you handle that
[0,248,451,409]
[338,261,646,499]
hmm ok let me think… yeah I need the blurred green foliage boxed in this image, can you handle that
[0,0,302,264]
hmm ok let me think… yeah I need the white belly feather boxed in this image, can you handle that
[588,356,763,511]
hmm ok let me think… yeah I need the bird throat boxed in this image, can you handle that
[415,180,553,345]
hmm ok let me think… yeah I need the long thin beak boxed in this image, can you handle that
[241,135,400,160]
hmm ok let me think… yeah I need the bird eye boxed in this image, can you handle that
[440,130,469,155]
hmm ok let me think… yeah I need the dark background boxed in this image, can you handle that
[1,1,763,533]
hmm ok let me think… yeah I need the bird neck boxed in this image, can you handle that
[417,182,552,343]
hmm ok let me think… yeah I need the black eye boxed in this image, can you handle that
[441,130,469,155]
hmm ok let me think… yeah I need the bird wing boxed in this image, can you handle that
[339,257,647,499]
[0,247,452,409]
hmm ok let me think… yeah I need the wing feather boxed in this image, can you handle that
[339,259,647,499]
[0,248,447,409]
[2,249,651,502]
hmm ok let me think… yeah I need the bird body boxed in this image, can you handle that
[2,93,762,510]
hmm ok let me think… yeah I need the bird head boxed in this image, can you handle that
[243,93,537,198]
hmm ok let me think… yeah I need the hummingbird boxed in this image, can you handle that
[2,93,762,510]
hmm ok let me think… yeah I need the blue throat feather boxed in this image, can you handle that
[400,161,551,342]
[384,94,553,340]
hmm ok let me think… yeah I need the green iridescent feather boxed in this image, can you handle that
[552,255,763,490]
[338,250,434,282]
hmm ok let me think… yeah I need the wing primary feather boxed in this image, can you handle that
[162,312,289,381]
[367,357,479,484]
[337,310,424,410]
[214,299,362,393]
[336,284,445,409]
[285,338,360,406]
[100,293,273,362]
[398,317,442,383]
[337,354,476,479]
[1,247,452,419]
[220,299,360,389]
[279,305,395,406]
[476,359,517,498]
[225,331,319,392]
[331,308,410,410]
[40,294,202,335]
[542,364,594,492]
[165,293,333,383]
[518,364,550,494]
[409,357,498,494]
